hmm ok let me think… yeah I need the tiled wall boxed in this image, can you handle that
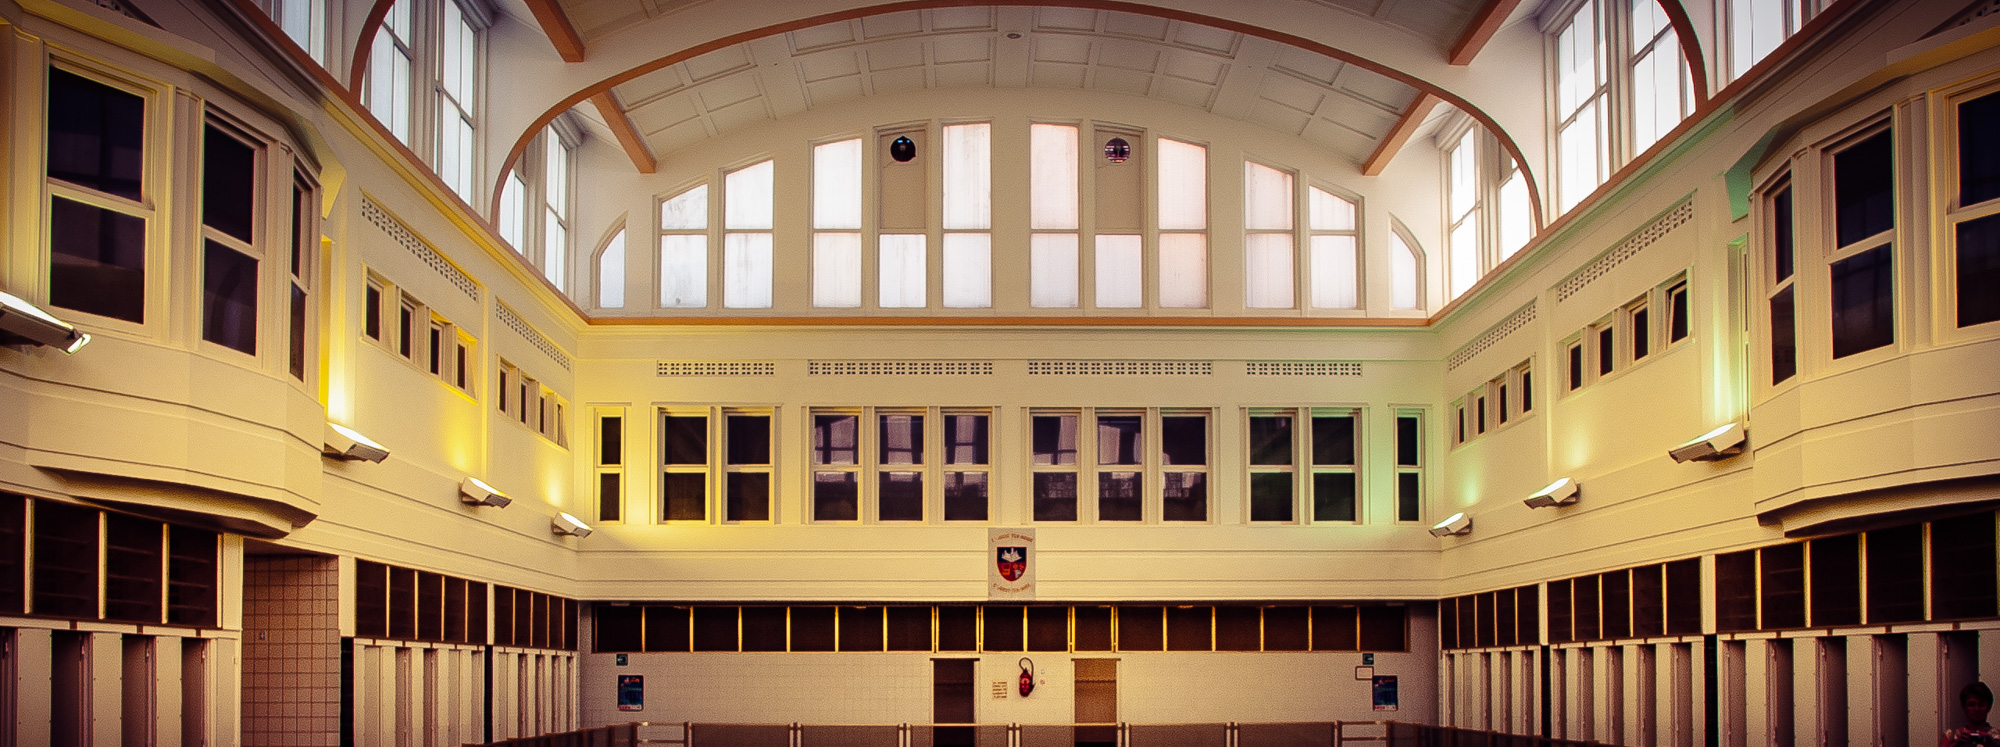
[242,554,341,746]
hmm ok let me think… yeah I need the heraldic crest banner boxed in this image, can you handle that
[988,528,1035,600]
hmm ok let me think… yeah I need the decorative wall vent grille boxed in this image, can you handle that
[1447,302,1538,371]
[1933,0,2000,35]
[1244,361,1363,377]
[1554,201,1693,304]
[808,361,994,376]
[363,197,478,300]
[657,362,777,376]
[1027,360,1213,376]
[496,302,571,371]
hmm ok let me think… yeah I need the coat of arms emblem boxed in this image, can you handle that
[996,546,1027,582]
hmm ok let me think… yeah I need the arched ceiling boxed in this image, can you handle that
[584,7,1427,164]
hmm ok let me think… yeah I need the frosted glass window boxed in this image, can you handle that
[273,0,322,62]
[1159,234,1208,308]
[661,185,709,230]
[1631,24,1690,154]
[367,27,412,144]
[1730,0,1801,80]
[1310,188,1356,231]
[943,124,990,230]
[1310,235,1358,309]
[1031,124,1079,230]
[878,234,927,308]
[814,139,863,230]
[1244,162,1293,231]
[725,161,775,230]
[1392,233,1421,310]
[1095,235,1142,309]
[1555,2,1607,212]
[1449,217,1478,299]
[1245,234,1295,309]
[499,174,527,250]
[942,233,991,308]
[544,208,568,290]
[598,231,626,308]
[723,233,772,308]
[1558,100,1606,212]
[1498,169,1532,258]
[1448,131,1477,221]
[813,233,862,308]
[1158,139,1208,230]
[659,235,707,308]
[1032,234,1080,308]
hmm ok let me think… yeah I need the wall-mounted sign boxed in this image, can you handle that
[1371,675,1397,712]
[617,675,644,712]
[989,528,1035,600]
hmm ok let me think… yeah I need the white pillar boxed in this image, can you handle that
[16,628,52,747]
[90,632,122,747]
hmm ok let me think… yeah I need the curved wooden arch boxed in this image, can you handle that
[484,0,1549,232]
[1658,0,1710,104]
[347,0,398,93]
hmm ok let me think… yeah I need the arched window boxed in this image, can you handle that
[596,227,626,309]
[1391,225,1424,312]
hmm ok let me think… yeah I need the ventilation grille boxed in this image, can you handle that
[1447,302,1538,371]
[1027,360,1212,376]
[1244,361,1363,377]
[1555,201,1693,304]
[1932,0,2000,35]
[496,302,572,371]
[657,362,777,376]
[808,361,994,376]
[363,197,479,300]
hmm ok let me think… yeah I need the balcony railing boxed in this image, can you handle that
[468,721,1615,747]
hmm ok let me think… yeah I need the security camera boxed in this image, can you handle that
[323,423,390,463]
[1668,423,1746,463]
[1523,478,1580,508]
[1429,512,1472,537]
[0,292,90,354]
[552,512,592,538]
[458,477,512,508]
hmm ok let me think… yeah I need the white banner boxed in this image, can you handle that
[988,528,1035,600]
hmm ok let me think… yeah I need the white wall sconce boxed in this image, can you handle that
[552,512,592,538]
[458,477,512,508]
[322,423,390,463]
[1668,423,1747,463]
[1429,512,1473,537]
[0,291,90,354]
[1523,478,1580,508]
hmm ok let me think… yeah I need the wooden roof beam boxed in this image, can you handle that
[1362,93,1439,177]
[590,92,657,174]
[1447,0,1525,65]
[523,0,588,62]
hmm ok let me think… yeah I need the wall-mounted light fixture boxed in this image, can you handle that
[552,512,592,538]
[323,423,390,463]
[0,291,90,354]
[1523,478,1580,508]
[1429,512,1473,537]
[1668,423,1747,463]
[458,477,512,508]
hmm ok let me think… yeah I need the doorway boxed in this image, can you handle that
[932,659,976,747]
[1074,659,1117,747]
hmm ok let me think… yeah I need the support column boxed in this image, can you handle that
[1908,633,1943,747]
[89,632,122,747]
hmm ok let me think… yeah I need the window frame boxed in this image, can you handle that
[805,406,996,524]
[658,405,773,524]
[1818,119,1899,366]
[1028,408,1213,525]
[43,62,164,334]
[197,114,270,360]
[1244,407,1361,525]
[1940,77,2000,340]
[1546,0,1695,213]
[361,272,476,398]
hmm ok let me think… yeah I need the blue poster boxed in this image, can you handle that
[617,674,644,711]
[1371,675,1398,711]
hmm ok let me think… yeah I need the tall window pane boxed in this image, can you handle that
[1244,162,1294,309]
